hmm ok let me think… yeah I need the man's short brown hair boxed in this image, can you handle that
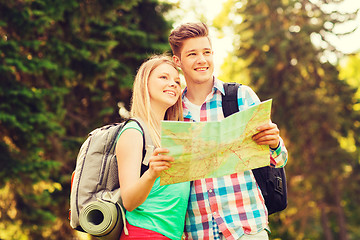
[168,22,210,57]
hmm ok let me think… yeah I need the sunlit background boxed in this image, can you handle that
[166,0,360,75]
[1,0,360,239]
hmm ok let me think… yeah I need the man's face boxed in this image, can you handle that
[173,37,214,86]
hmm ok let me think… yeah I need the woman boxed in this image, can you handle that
[116,55,190,240]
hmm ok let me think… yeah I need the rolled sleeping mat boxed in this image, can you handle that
[79,200,125,240]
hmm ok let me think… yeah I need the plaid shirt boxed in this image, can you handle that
[183,79,288,240]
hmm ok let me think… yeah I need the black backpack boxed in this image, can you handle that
[222,82,287,215]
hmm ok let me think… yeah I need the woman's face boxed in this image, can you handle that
[148,63,181,109]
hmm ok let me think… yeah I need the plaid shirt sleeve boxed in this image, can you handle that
[270,138,288,167]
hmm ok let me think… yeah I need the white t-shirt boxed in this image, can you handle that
[183,96,202,122]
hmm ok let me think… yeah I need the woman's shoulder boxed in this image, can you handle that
[123,120,144,133]
[116,120,144,142]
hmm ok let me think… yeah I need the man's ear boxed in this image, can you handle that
[172,55,181,67]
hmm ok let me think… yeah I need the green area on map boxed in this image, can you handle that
[159,99,272,185]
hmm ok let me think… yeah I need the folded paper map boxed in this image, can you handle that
[160,99,272,185]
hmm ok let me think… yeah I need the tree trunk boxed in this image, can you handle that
[334,183,348,240]
[320,205,334,240]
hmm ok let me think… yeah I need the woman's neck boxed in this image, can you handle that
[150,104,167,125]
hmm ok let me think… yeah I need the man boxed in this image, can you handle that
[168,22,288,240]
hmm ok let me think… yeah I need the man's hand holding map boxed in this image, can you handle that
[159,99,273,186]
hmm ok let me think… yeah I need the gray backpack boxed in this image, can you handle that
[69,118,154,239]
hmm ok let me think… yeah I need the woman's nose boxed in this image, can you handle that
[169,79,179,88]
[169,80,176,87]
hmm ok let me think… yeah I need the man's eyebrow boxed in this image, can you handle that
[184,49,196,54]
[184,48,211,54]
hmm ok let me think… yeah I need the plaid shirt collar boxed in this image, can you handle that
[182,77,225,98]
[182,77,225,121]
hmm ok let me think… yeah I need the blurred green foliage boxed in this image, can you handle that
[214,0,360,239]
[0,0,174,239]
[2,0,360,239]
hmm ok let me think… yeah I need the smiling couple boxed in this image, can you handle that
[116,22,288,240]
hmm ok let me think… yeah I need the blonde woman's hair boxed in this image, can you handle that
[130,54,183,147]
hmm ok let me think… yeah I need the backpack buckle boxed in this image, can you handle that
[274,176,283,195]
[142,145,155,166]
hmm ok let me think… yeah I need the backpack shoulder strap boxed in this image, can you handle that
[128,118,154,166]
[222,82,242,117]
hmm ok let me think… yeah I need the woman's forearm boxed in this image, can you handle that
[120,170,157,212]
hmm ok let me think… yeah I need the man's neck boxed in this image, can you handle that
[185,77,214,106]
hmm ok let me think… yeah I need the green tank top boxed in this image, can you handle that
[118,121,190,240]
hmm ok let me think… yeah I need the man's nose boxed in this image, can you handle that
[197,54,206,63]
